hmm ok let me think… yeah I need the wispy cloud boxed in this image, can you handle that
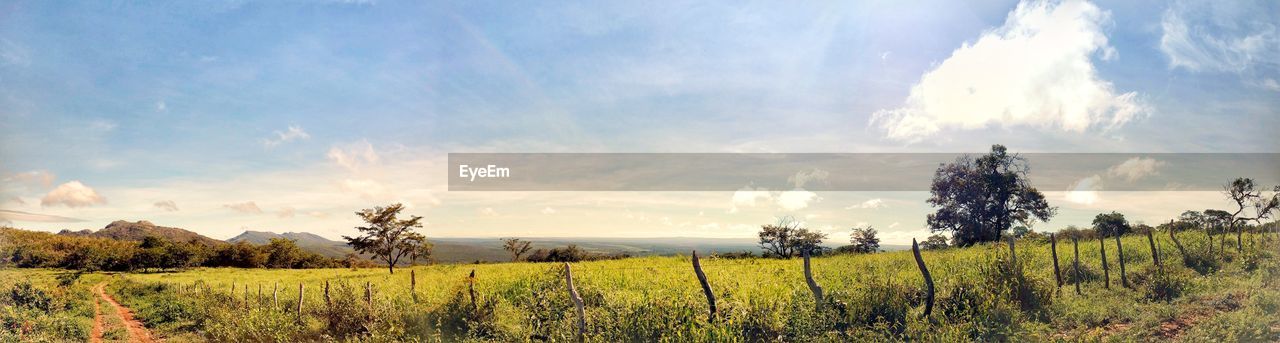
[845,198,886,210]
[263,125,310,148]
[0,209,85,223]
[1106,157,1166,182]
[223,201,263,214]
[327,140,380,171]
[153,200,180,211]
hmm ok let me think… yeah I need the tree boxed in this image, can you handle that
[757,217,827,258]
[920,234,950,250]
[1091,212,1131,237]
[501,238,533,262]
[925,145,1056,246]
[344,203,433,274]
[846,225,880,253]
[1011,225,1032,238]
[263,238,303,268]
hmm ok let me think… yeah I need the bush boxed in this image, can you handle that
[10,282,52,312]
[1130,266,1188,302]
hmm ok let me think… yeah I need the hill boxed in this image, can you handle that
[227,230,353,258]
[58,220,224,247]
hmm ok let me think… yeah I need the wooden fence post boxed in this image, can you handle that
[1235,222,1243,253]
[1169,220,1188,264]
[1147,229,1161,268]
[1050,233,1063,289]
[691,250,717,322]
[1073,237,1082,295]
[365,281,373,319]
[273,282,279,308]
[1099,236,1110,289]
[802,248,824,309]
[911,238,934,318]
[324,280,331,308]
[468,270,478,310]
[1115,234,1128,289]
[410,269,418,303]
[258,284,262,304]
[297,283,304,317]
[1206,223,1214,256]
[563,263,585,343]
[1008,235,1018,271]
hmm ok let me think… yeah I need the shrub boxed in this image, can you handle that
[1130,266,1188,302]
[10,282,52,312]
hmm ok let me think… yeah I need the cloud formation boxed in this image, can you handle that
[5,170,56,188]
[871,0,1144,142]
[1160,1,1278,74]
[40,181,106,208]
[263,125,310,147]
[327,140,380,171]
[845,198,886,210]
[1106,157,1165,182]
[153,200,180,211]
[223,201,264,214]
[0,209,85,223]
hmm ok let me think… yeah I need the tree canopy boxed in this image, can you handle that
[925,145,1056,246]
[344,203,433,274]
[1091,212,1131,237]
[757,217,826,258]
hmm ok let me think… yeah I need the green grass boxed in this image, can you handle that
[4,232,1279,342]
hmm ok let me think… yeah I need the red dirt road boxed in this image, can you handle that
[93,282,158,343]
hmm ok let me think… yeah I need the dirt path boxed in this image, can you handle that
[90,285,103,343]
[93,282,157,343]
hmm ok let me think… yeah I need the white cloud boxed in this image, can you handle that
[730,184,773,213]
[223,201,263,214]
[263,125,310,148]
[1106,157,1165,182]
[1064,175,1102,205]
[845,198,886,210]
[40,181,106,208]
[0,209,85,223]
[541,207,557,215]
[327,140,380,171]
[871,0,1144,142]
[776,190,819,211]
[155,101,167,112]
[153,200,180,211]
[788,169,829,188]
[1160,1,1278,74]
[479,207,499,216]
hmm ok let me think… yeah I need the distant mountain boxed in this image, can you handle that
[58,220,224,246]
[227,230,354,258]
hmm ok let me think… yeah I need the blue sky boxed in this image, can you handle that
[1,0,1277,243]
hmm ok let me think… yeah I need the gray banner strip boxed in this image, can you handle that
[447,153,1280,191]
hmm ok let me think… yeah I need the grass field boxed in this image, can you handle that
[3,232,1279,342]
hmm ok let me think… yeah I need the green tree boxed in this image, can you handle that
[926,145,1056,246]
[263,238,303,268]
[344,203,433,274]
[920,234,950,250]
[757,217,827,258]
[1091,212,1131,237]
[501,238,533,262]
[846,225,880,253]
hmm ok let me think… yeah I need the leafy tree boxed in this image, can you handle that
[263,238,303,268]
[501,238,533,262]
[1091,212,1131,237]
[920,234,950,250]
[925,145,1056,246]
[1203,209,1233,235]
[344,203,433,274]
[212,241,267,268]
[757,217,827,258]
[1011,225,1032,238]
[846,225,880,253]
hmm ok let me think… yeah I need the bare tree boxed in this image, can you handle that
[501,238,533,262]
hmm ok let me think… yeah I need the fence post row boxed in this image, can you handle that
[691,250,717,322]
[563,263,586,343]
[802,248,824,309]
[1147,229,1161,268]
[911,238,934,318]
[1115,234,1128,289]
[1050,233,1063,289]
[1073,237,1082,295]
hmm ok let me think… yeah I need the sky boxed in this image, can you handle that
[1,0,1277,244]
